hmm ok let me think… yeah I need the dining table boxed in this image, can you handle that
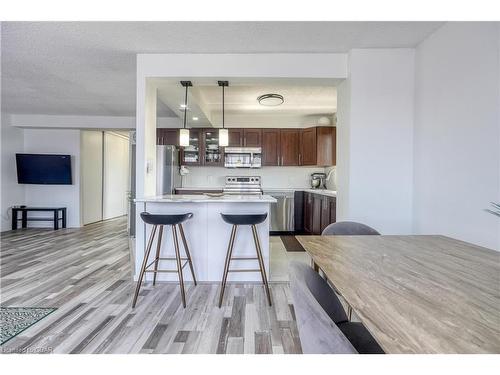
[295,234,500,354]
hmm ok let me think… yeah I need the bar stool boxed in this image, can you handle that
[218,213,272,307]
[132,212,197,308]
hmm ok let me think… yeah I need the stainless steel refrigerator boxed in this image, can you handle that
[156,145,181,195]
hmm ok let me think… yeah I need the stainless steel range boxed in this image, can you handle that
[223,176,263,195]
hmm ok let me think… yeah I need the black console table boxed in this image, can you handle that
[12,207,67,230]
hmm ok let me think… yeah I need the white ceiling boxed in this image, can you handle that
[157,82,337,128]
[1,22,444,116]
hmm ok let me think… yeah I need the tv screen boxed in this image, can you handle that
[16,154,72,185]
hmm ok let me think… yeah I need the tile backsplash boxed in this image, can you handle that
[181,166,336,190]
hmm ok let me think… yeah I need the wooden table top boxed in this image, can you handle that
[295,235,500,354]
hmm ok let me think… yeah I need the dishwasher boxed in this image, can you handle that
[264,190,295,233]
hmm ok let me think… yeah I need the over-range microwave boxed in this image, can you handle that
[224,147,262,168]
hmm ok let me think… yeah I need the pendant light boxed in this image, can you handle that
[179,81,192,147]
[218,80,229,147]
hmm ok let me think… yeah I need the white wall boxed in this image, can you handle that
[336,49,415,234]
[414,22,500,250]
[81,130,103,225]
[103,131,130,219]
[23,129,81,228]
[182,166,330,190]
[335,79,351,221]
[1,113,25,231]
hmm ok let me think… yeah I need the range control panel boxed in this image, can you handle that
[224,176,262,194]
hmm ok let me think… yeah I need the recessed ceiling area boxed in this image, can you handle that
[155,79,337,128]
[1,22,444,117]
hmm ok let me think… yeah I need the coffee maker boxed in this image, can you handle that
[310,172,327,189]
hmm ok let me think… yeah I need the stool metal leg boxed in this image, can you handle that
[251,224,272,306]
[218,224,237,308]
[178,223,197,286]
[172,225,186,308]
[132,225,157,308]
[152,225,164,286]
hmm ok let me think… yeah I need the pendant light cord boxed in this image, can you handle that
[222,84,225,129]
[183,84,188,129]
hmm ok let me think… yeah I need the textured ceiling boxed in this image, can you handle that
[157,82,337,128]
[1,21,444,116]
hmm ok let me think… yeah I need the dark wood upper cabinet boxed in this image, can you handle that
[180,128,202,166]
[160,126,335,167]
[300,127,317,166]
[228,128,244,147]
[280,129,300,166]
[202,129,224,166]
[316,126,336,166]
[262,129,280,166]
[156,129,179,146]
[243,129,262,147]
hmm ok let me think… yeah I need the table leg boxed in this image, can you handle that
[53,210,59,230]
[310,258,319,272]
[62,209,67,228]
[12,209,18,230]
[21,210,27,228]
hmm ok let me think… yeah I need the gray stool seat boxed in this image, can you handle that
[220,213,267,226]
[132,211,197,309]
[218,213,271,307]
[140,212,193,225]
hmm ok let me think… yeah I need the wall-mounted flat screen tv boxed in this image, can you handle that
[16,153,72,185]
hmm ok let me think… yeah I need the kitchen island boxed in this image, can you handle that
[134,194,277,282]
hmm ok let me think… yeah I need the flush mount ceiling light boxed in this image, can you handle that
[257,93,284,106]
[179,81,192,147]
[218,80,229,147]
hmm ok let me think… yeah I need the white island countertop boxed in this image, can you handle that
[135,194,277,203]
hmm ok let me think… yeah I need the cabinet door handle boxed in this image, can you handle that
[281,156,284,166]
[299,154,302,165]
[277,154,280,166]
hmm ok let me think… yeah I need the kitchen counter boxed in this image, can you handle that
[135,194,277,203]
[175,187,223,192]
[177,186,337,197]
[303,189,337,197]
[134,194,274,282]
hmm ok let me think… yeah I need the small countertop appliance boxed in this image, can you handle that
[310,172,327,189]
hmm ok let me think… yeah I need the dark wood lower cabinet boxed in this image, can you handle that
[304,192,314,234]
[303,191,337,235]
[312,195,322,235]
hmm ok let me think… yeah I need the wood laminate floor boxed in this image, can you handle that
[0,218,302,354]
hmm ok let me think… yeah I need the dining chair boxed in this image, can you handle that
[289,261,384,354]
[289,261,356,354]
[321,221,380,236]
[320,220,381,319]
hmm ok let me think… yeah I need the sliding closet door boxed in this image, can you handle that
[103,132,130,220]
